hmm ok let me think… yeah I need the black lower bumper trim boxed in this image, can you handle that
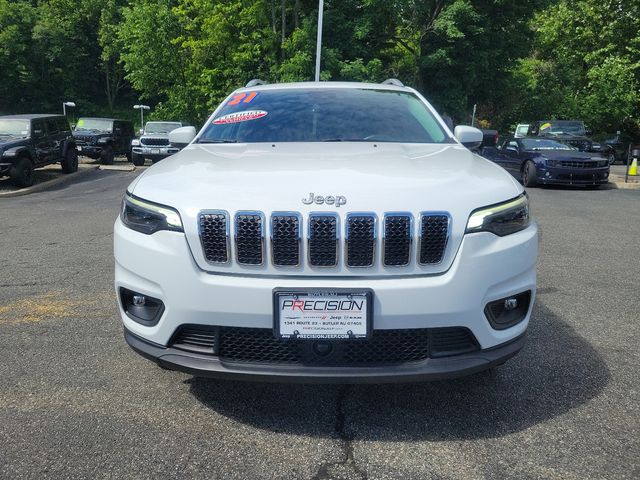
[124,328,526,384]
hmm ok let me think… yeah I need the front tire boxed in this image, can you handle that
[522,161,538,187]
[10,157,34,188]
[100,146,114,165]
[131,152,145,166]
[61,148,78,173]
[607,152,616,166]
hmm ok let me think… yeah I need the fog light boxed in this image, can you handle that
[504,298,518,310]
[119,288,164,326]
[484,291,531,330]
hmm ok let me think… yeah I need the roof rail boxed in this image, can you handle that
[245,79,268,88]
[381,78,404,87]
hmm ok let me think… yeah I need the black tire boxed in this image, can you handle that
[607,152,616,166]
[61,148,78,173]
[131,152,145,166]
[126,151,132,162]
[101,146,114,165]
[9,157,34,188]
[522,161,538,187]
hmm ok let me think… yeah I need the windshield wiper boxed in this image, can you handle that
[198,138,238,144]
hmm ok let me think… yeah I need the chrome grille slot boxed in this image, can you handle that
[271,213,301,266]
[383,214,412,266]
[346,214,376,267]
[199,211,229,263]
[235,212,264,265]
[308,214,338,267]
[419,214,450,265]
[141,137,170,146]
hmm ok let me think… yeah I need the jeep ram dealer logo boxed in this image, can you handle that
[302,192,347,207]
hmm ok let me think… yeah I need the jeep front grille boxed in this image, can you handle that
[140,137,170,146]
[198,211,450,269]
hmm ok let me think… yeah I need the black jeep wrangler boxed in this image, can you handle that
[0,114,78,188]
[528,120,613,161]
[73,118,134,165]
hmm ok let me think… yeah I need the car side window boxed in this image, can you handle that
[32,121,45,138]
[57,118,70,133]
[46,119,58,135]
[508,141,519,150]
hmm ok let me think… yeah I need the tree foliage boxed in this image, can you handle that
[0,0,638,135]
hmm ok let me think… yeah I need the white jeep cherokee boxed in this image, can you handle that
[114,81,537,383]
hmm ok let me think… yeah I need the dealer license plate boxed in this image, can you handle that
[274,290,371,340]
[151,149,160,154]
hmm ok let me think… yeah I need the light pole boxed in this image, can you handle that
[314,0,324,82]
[133,104,150,131]
[62,101,75,117]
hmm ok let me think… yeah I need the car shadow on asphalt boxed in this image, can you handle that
[186,301,609,441]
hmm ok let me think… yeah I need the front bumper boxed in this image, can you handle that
[539,166,609,185]
[132,146,180,159]
[76,145,102,158]
[125,327,526,383]
[114,218,537,381]
[0,162,12,175]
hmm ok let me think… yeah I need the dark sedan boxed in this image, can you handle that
[480,137,610,188]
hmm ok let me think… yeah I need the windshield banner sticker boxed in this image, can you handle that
[213,110,268,125]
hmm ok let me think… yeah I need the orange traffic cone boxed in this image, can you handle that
[629,158,638,176]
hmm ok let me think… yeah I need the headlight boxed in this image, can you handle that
[466,194,530,236]
[120,192,183,234]
[131,139,140,146]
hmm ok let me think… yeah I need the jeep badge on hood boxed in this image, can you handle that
[302,192,347,207]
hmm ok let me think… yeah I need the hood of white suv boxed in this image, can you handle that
[128,142,522,277]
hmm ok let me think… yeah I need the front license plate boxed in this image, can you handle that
[274,290,372,340]
[151,149,160,154]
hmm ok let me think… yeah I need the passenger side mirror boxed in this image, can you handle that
[454,125,483,149]
[168,126,197,146]
[71,123,76,130]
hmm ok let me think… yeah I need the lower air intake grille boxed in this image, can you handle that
[419,214,449,264]
[169,326,479,366]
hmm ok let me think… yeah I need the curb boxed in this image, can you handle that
[99,164,137,172]
[607,175,640,190]
[0,165,100,198]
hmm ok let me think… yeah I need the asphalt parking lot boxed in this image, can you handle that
[0,169,639,479]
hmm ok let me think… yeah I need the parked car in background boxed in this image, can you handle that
[600,131,637,165]
[527,120,610,158]
[481,137,609,188]
[130,121,183,166]
[73,118,135,165]
[514,124,529,138]
[0,114,78,187]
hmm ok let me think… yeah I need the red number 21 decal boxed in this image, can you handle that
[227,92,257,106]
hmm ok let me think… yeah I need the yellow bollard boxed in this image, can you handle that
[629,158,638,176]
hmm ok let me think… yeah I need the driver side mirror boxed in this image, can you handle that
[454,125,483,149]
[168,126,197,146]
[138,128,144,136]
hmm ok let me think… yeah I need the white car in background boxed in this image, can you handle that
[130,121,183,166]
[114,80,538,383]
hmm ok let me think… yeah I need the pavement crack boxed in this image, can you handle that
[311,386,368,480]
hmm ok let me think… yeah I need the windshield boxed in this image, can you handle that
[198,88,451,144]
[539,121,586,136]
[75,118,113,133]
[515,125,529,136]
[145,122,182,134]
[521,138,575,151]
[0,119,30,137]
